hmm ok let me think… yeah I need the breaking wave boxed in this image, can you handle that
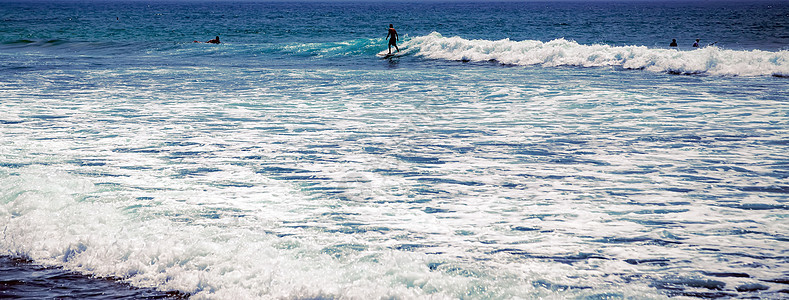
[404,32,789,77]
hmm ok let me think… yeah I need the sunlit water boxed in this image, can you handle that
[1,1,788,299]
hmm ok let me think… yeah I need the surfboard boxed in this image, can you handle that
[377,50,403,59]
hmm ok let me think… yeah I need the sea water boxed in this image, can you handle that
[1,1,788,299]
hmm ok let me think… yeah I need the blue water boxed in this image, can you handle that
[1,1,788,299]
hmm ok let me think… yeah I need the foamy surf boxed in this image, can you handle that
[404,32,789,76]
[2,168,635,299]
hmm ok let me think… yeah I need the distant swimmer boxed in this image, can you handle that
[194,36,220,44]
[669,39,677,47]
[692,39,700,47]
[206,36,220,44]
[386,24,399,54]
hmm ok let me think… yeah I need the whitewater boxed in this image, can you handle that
[406,32,789,77]
[1,1,788,299]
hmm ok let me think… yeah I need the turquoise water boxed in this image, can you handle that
[1,1,788,299]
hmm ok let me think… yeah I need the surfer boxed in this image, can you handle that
[692,39,700,47]
[386,24,399,54]
[206,36,221,44]
[195,36,221,44]
[669,39,677,47]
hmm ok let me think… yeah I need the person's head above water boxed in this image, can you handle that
[205,36,220,44]
[389,24,393,28]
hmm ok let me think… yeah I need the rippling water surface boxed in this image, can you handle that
[1,1,788,299]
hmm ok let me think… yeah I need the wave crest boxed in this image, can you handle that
[405,32,789,77]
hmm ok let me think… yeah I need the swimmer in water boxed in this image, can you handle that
[194,36,220,44]
[206,36,220,44]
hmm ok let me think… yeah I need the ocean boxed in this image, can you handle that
[1,0,788,299]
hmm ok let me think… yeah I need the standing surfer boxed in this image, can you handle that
[386,24,399,54]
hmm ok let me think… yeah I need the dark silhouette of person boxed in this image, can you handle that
[206,36,220,44]
[194,36,221,44]
[669,39,677,47]
[692,39,700,47]
[386,24,399,54]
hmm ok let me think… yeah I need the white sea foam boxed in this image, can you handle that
[1,58,787,299]
[2,168,652,299]
[405,32,789,76]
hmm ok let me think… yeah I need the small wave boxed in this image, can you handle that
[279,38,384,57]
[3,39,35,45]
[2,39,68,47]
[170,38,393,60]
[404,32,789,77]
[1,38,138,55]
